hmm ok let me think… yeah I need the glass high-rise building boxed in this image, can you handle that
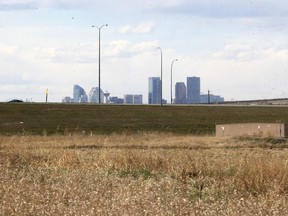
[187,77,200,104]
[73,85,88,103]
[148,77,161,104]
[175,82,187,104]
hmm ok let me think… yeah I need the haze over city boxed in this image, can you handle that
[0,0,287,103]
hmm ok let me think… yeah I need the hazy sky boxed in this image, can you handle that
[0,0,287,103]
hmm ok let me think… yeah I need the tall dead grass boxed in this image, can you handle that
[1,133,288,215]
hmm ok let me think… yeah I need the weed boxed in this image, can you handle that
[1,133,288,214]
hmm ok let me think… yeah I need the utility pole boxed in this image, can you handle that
[92,24,108,104]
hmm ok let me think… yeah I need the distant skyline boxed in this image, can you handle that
[0,0,288,103]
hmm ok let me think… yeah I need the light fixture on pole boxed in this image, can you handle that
[157,47,163,107]
[92,24,108,104]
[170,59,178,104]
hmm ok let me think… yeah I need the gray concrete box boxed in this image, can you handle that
[216,123,288,138]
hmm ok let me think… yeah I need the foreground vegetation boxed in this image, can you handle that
[1,103,288,135]
[1,133,288,215]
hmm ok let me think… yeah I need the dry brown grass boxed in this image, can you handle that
[1,133,288,215]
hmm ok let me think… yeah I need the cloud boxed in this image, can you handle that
[154,0,288,19]
[8,40,159,64]
[211,41,288,62]
[0,43,19,55]
[0,1,37,10]
[0,43,23,62]
[135,22,156,34]
[30,43,98,63]
[118,22,156,35]
[105,40,159,59]
[2,0,288,20]
[211,43,259,61]
[118,26,132,34]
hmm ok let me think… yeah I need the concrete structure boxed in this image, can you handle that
[187,77,200,104]
[216,123,288,138]
[73,85,88,103]
[175,82,187,104]
[148,77,161,104]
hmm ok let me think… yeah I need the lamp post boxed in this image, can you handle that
[170,59,178,104]
[157,47,163,106]
[92,24,108,104]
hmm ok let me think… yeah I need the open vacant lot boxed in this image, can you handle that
[1,103,288,135]
[1,104,288,215]
[1,133,288,215]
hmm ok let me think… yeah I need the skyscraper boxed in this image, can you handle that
[148,77,161,104]
[175,82,187,104]
[73,85,88,103]
[187,77,200,104]
[88,87,104,103]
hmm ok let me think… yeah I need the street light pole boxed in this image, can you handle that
[158,47,163,107]
[92,24,108,104]
[170,59,178,104]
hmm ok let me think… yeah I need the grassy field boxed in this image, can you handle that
[2,103,288,215]
[1,103,288,135]
[1,133,288,215]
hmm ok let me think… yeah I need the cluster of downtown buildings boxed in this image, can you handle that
[62,85,143,104]
[62,76,224,104]
[149,76,224,104]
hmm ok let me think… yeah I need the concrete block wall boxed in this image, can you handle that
[216,123,287,138]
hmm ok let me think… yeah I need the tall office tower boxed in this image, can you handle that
[88,87,104,103]
[187,76,200,104]
[148,77,161,104]
[73,85,88,103]
[175,82,187,104]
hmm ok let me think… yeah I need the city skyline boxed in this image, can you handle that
[64,74,224,105]
[65,84,143,104]
[0,1,288,103]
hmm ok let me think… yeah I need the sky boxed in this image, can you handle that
[0,0,287,103]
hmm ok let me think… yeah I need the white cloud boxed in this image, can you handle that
[104,40,159,59]
[0,43,19,56]
[2,0,288,20]
[118,25,132,34]
[135,22,155,34]
[157,0,288,18]
[0,1,37,10]
[211,41,288,63]
[118,22,156,35]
